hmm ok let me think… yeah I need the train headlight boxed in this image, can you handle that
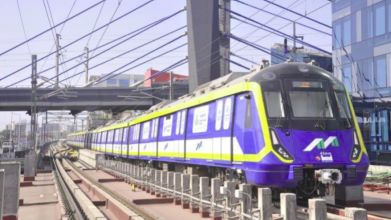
[351,131,361,161]
[271,130,293,161]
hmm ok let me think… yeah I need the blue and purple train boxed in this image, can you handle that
[67,63,369,196]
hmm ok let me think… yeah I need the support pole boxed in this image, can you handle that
[31,55,37,151]
[169,71,173,100]
[85,47,89,84]
[55,34,61,88]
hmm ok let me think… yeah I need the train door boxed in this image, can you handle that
[128,124,140,158]
[233,92,265,163]
[121,127,129,158]
[172,110,186,160]
[212,96,234,163]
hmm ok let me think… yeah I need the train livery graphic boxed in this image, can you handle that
[67,63,369,196]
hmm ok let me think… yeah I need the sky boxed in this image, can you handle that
[0,0,332,130]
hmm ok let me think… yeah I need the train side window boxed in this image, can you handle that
[193,105,209,133]
[215,100,223,131]
[223,97,232,130]
[117,129,123,142]
[176,112,181,135]
[245,94,253,129]
[142,121,150,140]
[151,119,155,138]
[180,110,186,134]
[154,118,159,138]
[163,115,173,137]
[122,128,128,143]
[133,124,140,141]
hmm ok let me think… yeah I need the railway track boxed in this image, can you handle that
[50,148,87,220]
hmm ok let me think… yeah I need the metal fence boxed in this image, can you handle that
[97,158,368,220]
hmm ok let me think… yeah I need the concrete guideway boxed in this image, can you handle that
[51,146,108,220]
[18,172,63,220]
[74,148,376,220]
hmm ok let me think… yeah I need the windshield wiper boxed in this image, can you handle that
[313,101,328,130]
[273,116,284,128]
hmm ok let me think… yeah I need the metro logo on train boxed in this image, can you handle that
[303,136,339,152]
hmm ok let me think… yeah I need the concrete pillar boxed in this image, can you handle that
[200,177,210,218]
[24,151,36,181]
[240,184,252,220]
[186,0,221,92]
[161,171,168,197]
[335,185,364,206]
[174,173,182,205]
[135,166,139,180]
[167,172,174,197]
[280,193,297,220]
[140,167,145,189]
[345,207,368,220]
[258,188,272,220]
[190,175,200,213]
[0,169,5,219]
[181,174,190,209]
[0,162,21,220]
[150,169,156,195]
[211,178,222,219]
[224,181,237,218]
[308,198,327,220]
[155,170,162,197]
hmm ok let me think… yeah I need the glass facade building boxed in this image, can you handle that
[333,0,391,160]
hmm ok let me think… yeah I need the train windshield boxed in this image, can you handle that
[288,81,333,118]
[262,78,353,130]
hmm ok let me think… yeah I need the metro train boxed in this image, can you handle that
[67,63,369,197]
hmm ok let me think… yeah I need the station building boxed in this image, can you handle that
[332,0,391,162]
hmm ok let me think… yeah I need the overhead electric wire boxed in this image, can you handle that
[262,0,332,29]
[16,0,32,55]
[0,0,105,57]
[6,9,185,88]
[228,10,332,55]
[57,38,187,87]
[229,34,287,62]
[39,0,78,72]
[85,1,106,46]
[90,39,187,86]
[230,52,258,65]
[233,1,330,53]
[0,0,155,83]
[91,0,123,55]
[42,0,57,41]
[7,8,184,87]
[234,0,331,36]
[127,58,188,88]
[231,0,302,50]
[227,58,250,70]
[43,29,187,85]
[40,9,184,75]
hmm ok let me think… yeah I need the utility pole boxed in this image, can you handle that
[292,22,303,52]
[169,71,173,101]
[84,47,89,84]
[55,33,61,88]
[31,55,38,151]
[219,0,231,76]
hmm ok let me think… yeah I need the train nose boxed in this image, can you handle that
[315,169,342,184]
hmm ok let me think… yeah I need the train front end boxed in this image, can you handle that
[252,63,369,196]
